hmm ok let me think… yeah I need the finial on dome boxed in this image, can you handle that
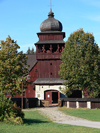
[50,0,52,11]
[48,9,54,18]
[48,0,54,13]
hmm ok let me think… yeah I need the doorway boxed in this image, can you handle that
[52,92,58,103]
[44,90,60,104]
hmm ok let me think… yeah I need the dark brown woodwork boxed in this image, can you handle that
[36,44,64,54]
[37,60,61,78]
[13,63,38,98]
[63,101,67,106]
[36,53,61,60]
[50,45,52,52]
[36,31,65,79]
[39,34,63,41]
[91,102,100,109]
[79,102,87,108]
[44,90,60,104]
[42,45,46,53]
[69,102,76,108]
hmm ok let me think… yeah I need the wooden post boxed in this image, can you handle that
[50,44,52,52]
[21,78,23,109]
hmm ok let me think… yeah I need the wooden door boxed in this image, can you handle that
[44,90,60,104]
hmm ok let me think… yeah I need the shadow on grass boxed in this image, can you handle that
[23,118,49,125]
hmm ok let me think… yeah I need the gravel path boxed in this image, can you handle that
[24,107,100,129]
[38,107,100,129]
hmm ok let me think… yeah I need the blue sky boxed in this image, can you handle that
[0,0,100,53]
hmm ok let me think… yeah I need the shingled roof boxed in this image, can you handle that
[34,78,66,85]
[35,40,65,45]
[26,54,37,72]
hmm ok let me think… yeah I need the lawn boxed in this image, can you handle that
[0,110,100,133]
[59,107,100,121]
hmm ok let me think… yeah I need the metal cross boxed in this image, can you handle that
[49,0,54,11]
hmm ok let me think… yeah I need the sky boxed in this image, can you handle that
[0,0,100,53]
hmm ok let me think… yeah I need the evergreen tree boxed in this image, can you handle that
[0,36,29,96]
[31,47,34,54]
[59,29,100,98]
[26,47,34,54]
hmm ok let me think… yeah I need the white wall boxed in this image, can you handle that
[35,85,66,100]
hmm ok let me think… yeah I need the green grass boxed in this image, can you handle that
[0,110,100,133]
[59,107,100,121]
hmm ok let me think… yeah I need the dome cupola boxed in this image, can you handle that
[40,10,63,32]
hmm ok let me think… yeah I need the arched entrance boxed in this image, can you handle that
[44,90,60,104]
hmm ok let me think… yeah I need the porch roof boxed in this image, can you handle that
[34,78,66,85]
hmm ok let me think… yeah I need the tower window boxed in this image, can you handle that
[50,63,52,65]
[52,45,57,53]
[51,73,52,75]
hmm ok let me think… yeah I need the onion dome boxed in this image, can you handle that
[40,10,63,32]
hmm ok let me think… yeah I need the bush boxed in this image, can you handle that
[0,92,13,121]
[12,103,24,118]
[0,92,24,124]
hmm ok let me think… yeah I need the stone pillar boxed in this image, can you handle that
[76,101,79,108]
[67,101,69,108]
[87,101,91,109]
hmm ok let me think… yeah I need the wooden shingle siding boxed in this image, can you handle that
[92,102,100,109]
[63,101,67,106]
[69,102,76,108]
[79,102,87,108]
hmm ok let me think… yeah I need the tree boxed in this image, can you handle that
[26,47,34,54]
[0,36,29,96]
[59,29,100,98]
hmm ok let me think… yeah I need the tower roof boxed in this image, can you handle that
[40,10,63,32]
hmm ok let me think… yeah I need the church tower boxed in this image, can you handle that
[34,10,66,104]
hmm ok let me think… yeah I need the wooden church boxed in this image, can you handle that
[34,9,66,104]
[11,10,67,107]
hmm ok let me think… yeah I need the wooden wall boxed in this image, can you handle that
[13,63,38,98]
[39,34,63,41]
[38,60,61,78]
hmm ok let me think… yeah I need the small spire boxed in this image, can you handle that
[50,0,52,11]
[49,0,54,12]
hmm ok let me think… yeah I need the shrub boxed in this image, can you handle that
[0,92,24,124]
[0,92,13,121]
[12,103,24,118]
